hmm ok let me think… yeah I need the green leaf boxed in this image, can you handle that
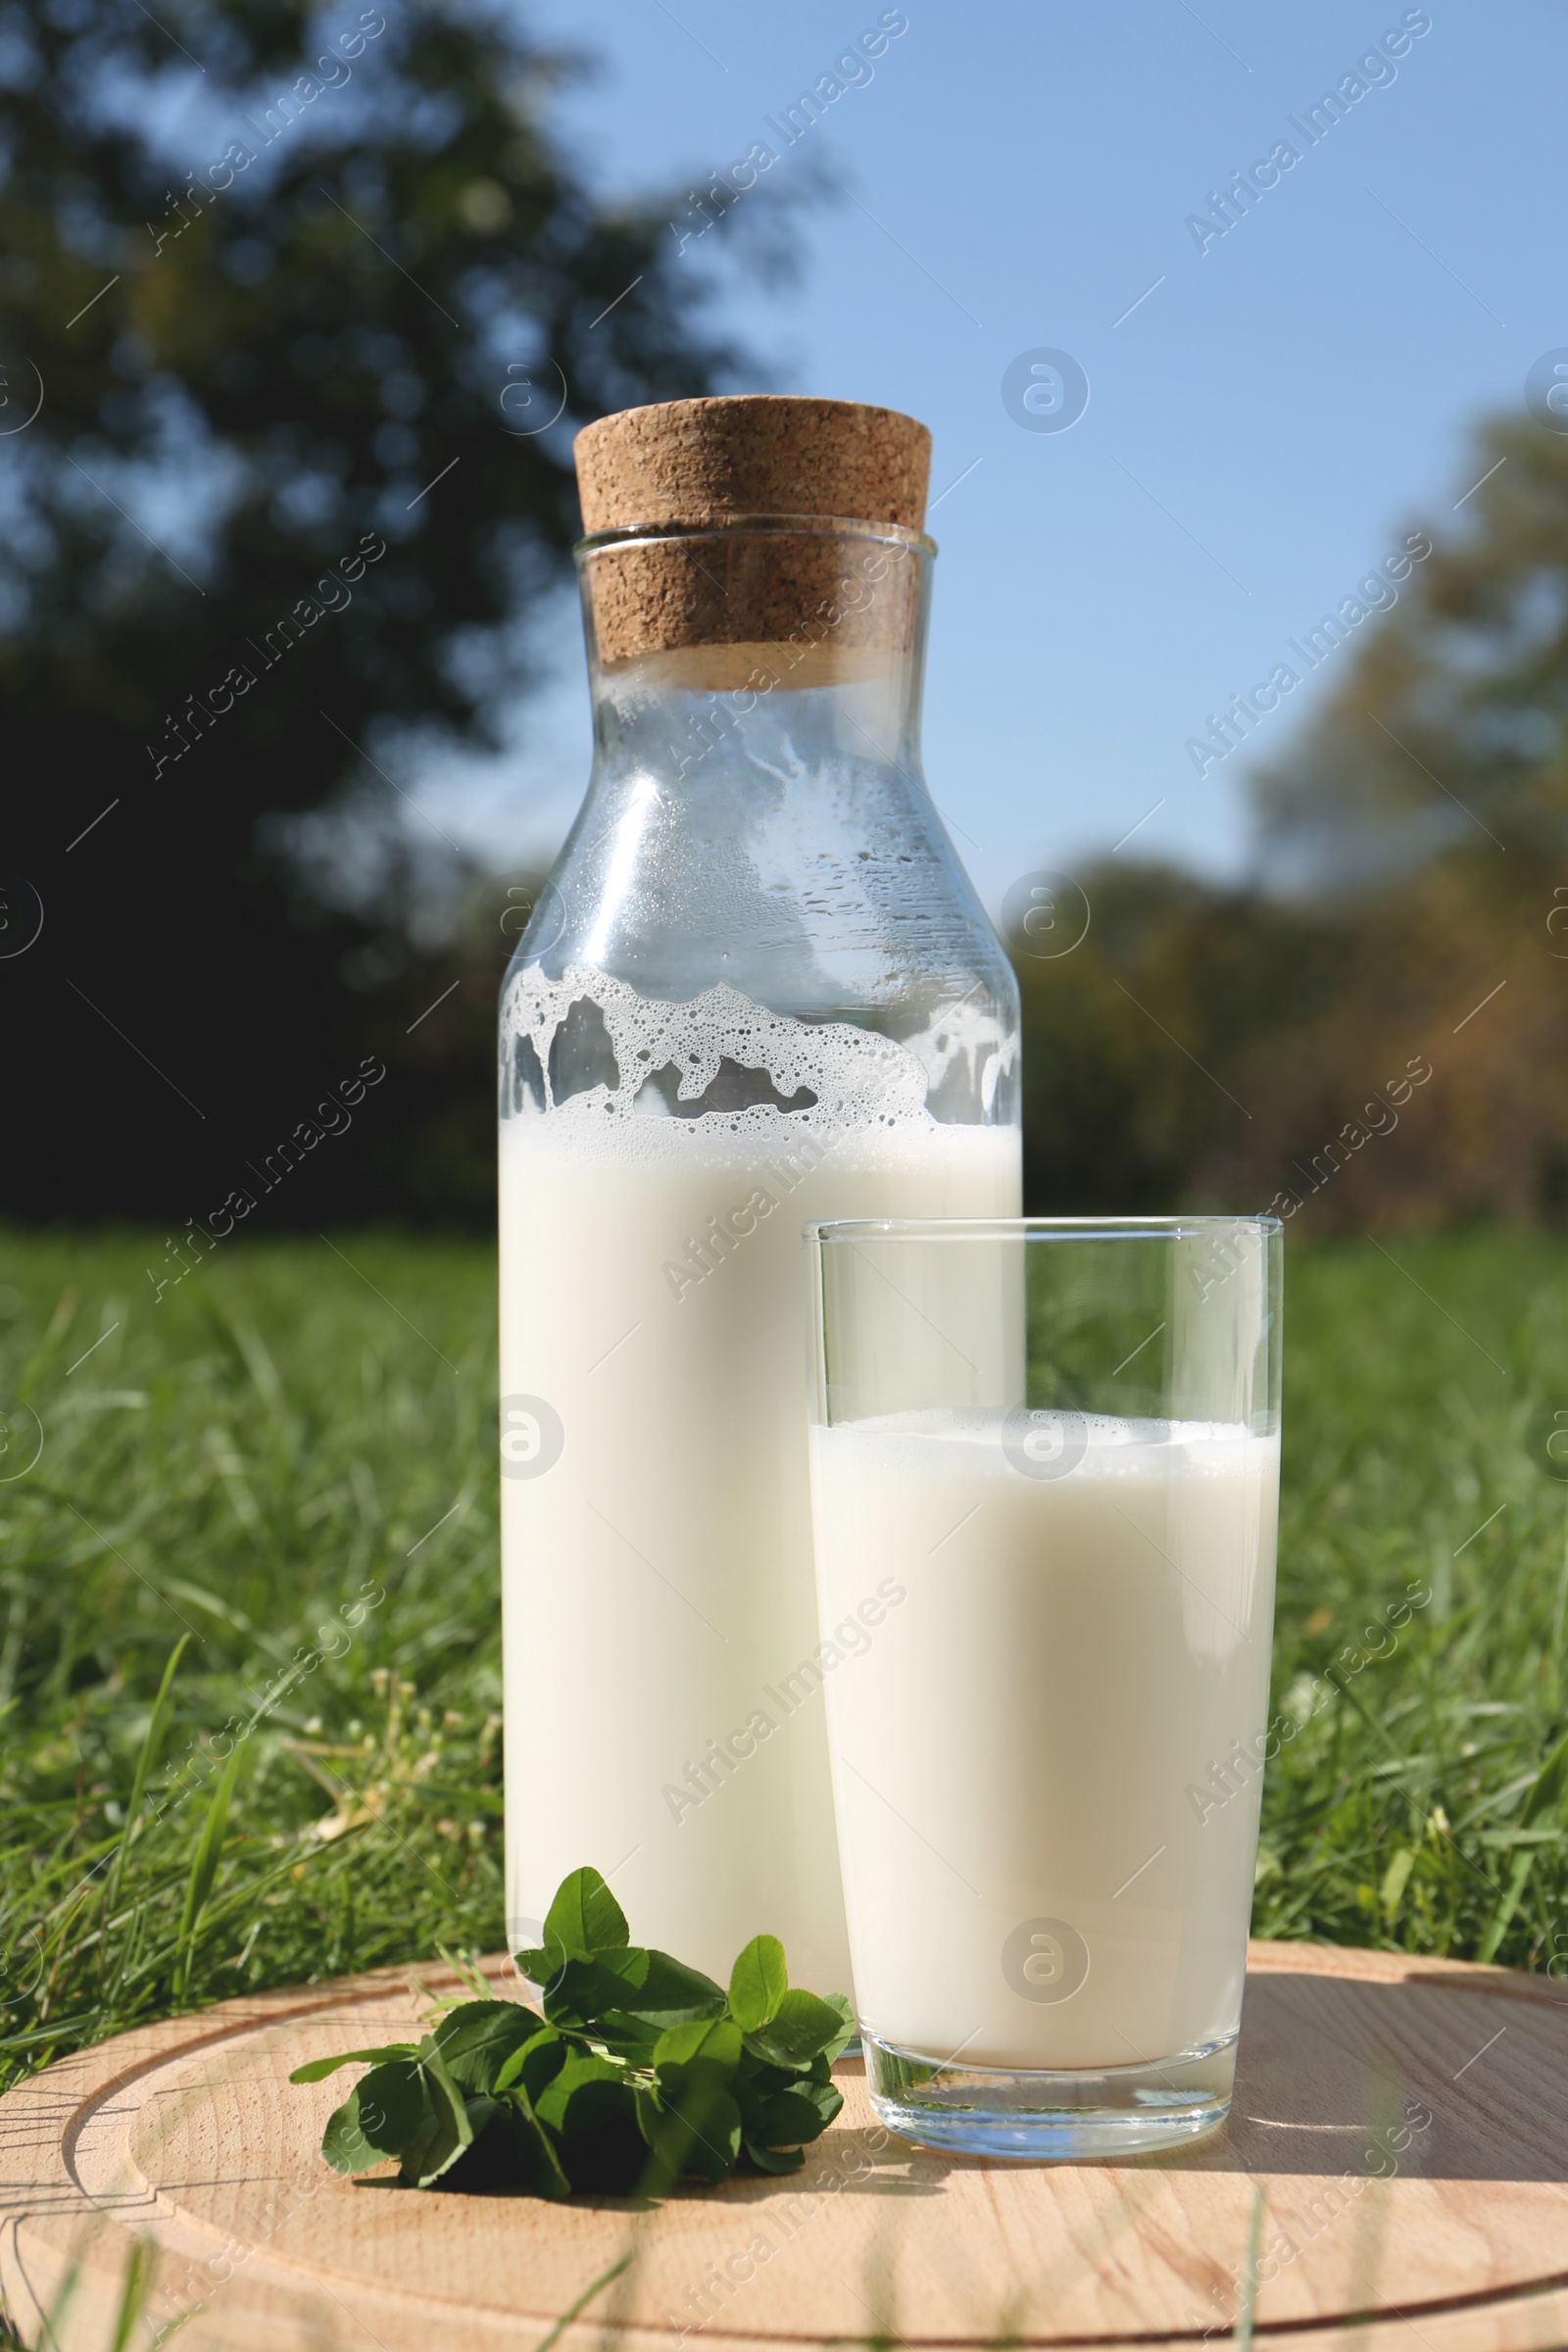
[289,2043,417,2084]
[602,1947,728,2031]
[432,2000,542,2095]
[537,1949,653,2030]
[581,2014,664,2065]
[513,1936,570,1994]
[290,1861,853,2203]
[504,2090,574,2200]
[748,2080,843,2148]
[733,2052,798,2100]
[741,1985,846,2069]
[321,2060,424,2173]
[728,1934,788,2032]
[819,1991,857,2063]
[438,2093,505,2183]
[493,2024,566,2101]
[449,2095,572,2199]
[652,2017,742,2074]
[653,2023,747,2135]
[319,2107,378,2173]
[540,1945,726,2043]
[399,2045,475,2186]
[543,1866,629,1954]
[352,2060,428,2158]
[532,2050,630,2135]
[533,2053,645,2194]
[636,2082,742,2188]
[637,2014,747,2191]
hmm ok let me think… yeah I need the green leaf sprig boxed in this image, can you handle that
[289,1866,853,2195]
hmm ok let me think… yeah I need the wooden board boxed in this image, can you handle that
[4,1939,1567,2352]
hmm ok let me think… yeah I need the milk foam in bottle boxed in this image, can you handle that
[499,396,1021,1992]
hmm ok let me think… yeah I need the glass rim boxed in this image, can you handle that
[574,512,937,560]
[807,1214,1284,1245]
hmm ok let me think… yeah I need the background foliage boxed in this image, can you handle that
[1,0,797,1224]
[1018,417,1568,1228]
[3,7,1564,1233]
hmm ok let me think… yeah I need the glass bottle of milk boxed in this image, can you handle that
[499,396,1021,1994]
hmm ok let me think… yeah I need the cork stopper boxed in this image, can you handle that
[576,397,930,535]
[573,397,932,688]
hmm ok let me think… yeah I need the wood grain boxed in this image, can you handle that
[3,1940,1566,2352]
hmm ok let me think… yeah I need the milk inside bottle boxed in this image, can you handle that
[499,398,1021,1990]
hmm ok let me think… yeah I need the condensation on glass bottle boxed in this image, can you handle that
[499,397,1020,1992]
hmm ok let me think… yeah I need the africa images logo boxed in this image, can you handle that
[499,1394,565,1480]
[1002,1916,1091,2004]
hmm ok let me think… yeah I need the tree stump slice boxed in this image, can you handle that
[3,1939,1566,2352]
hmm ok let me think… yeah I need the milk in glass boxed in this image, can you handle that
[808,1408,1279,2063]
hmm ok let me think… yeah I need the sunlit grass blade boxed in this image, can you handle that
[109,2236,157,2352]
[100,1636,190,1968]
[171,1740,244,2007]
[531,2248,635,2352]
[1477,1725,1568,1960]
[1233,2180,1267,2352]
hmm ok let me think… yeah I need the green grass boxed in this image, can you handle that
[0,1230,503,2095]
[1251,1229,1568,1961]
[1,1225,1566,2110]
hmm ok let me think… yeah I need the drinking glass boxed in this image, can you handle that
[805,1216,1282,2158]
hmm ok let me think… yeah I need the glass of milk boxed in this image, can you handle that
[806,1216,1282,2158]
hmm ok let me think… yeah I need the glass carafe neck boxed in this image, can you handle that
[501,511,1018,1130]
[577,514,932,787]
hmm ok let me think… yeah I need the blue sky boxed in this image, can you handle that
[434,0,1559,916]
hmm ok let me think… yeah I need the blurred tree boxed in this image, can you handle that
[1014,847,1568,1231]
[1015,860,1349,1215]
[1015,416,1568,1229]
[0,0,797,1224]
[1251,416,1568,894]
